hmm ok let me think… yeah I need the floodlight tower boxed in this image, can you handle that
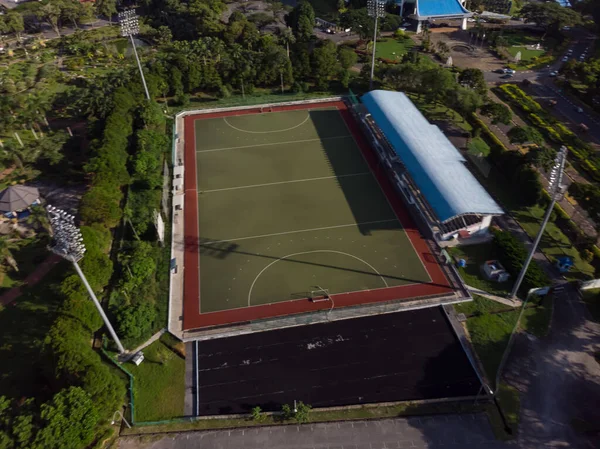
[119,9,151,101]
[47,206,126,354]
[509,146,568,299]
[367,0,386,91]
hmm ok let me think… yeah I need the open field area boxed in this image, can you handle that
[183,102,453,330]
[375,38,415,61]
[194,307,481,415]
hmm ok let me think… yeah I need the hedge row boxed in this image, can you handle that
[492,228,550,296]
[497,84,600,183]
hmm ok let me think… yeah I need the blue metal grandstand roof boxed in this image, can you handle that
[362,90,503,223]
[415,0,471,18]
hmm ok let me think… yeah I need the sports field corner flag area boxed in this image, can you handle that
[179,99,458,332]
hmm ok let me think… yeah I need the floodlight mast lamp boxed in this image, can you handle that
[367,0,386,90]
[119,9,151,101]
[509,146,568,299]
[47,206,126,354]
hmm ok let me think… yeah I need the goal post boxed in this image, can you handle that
[309,287,330,302]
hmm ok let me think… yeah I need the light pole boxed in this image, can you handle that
[111,410,131,429]
[367,0,386,91]
[119,9,151,101]
[47,206,126,354]
[509,146,567,299]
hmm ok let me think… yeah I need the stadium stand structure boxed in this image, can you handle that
[406,0,473,33]
[356,90,503,245]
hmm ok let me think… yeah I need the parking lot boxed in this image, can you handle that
[194,307,482,416]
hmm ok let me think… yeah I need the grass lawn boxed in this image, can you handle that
[127,334,185,422]
[468,137,491,157]
[447,244,512,296]
[375,38,415,61]
[581,288,600,322]
[454,294,514,316]
[465,307,519,383]
[505,46,545,62]
[513,204,595,282]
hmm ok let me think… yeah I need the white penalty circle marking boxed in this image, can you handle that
[247,250,389,306]
[223,113,310,134]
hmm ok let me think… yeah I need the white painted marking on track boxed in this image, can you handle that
[200,172,371,193]
[223,113,310,134]
[247,249,389,305]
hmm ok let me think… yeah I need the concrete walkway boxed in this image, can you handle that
[465,285,522,308]
[117,414,513,449]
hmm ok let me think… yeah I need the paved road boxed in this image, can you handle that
[117,414,513,449]
[504,284,600,449]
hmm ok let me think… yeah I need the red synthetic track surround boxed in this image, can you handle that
[182,101,453,331]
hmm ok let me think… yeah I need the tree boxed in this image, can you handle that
[37,2,63,37]
[311,40,339,90]
[338,47,358,70]
[277,26,296,59]
[114,302,157,340]
[0,236,19,273]
[458,68,487,96]
[420,67,456,104]
[340,8,373,40]
[480,102,513,125]
[448,87,483,116]
[33,387,100,449]
[569,182,600,222]
[251,406,265,421]
[294,401,311,423]
[94,0,117,22]
[5,12,24,42]
[507,126,544,145]
[527,146,557,171]
[520,2,582,38]
[286,1,315,41]
[26,205,50,234]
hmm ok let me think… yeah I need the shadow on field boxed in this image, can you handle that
[186,236,450,288]
[309,109,400,236]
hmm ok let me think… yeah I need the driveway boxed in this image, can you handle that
[117,414,512,449]
[504,284,600,449]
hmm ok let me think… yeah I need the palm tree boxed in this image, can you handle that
[0,235,20,273]
[278,27,296,59]
[26,205,51,235]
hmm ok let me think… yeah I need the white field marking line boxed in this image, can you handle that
[196,135,352,153]
[223,113,310,134]
[336,109,433,284]
[247,250,389,306]
[201,172,371,193]
[203,219,398,245]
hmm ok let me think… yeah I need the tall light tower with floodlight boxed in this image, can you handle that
[509,146,568,299]
[367,0,386,91]
[119,9,151,101]
[48,206,126,354]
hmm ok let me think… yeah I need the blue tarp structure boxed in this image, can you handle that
[362,90,503,223]
[415,0,471,18]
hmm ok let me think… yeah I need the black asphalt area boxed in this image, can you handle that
[195,307,481,416]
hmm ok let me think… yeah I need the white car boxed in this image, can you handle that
[576,107,584,113]
[504,68,516,74]
[549,71,558,77]
[562,56,569,62]
[567,49,573,55]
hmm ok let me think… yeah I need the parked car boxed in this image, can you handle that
[548,100,558,106]
[576,106,584,113]
[501,73,514,79]
[504,68,516,74]
[578,123,589,132]
[567,49,573,55]
[549,71,558,77]
[562,56,569,62]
